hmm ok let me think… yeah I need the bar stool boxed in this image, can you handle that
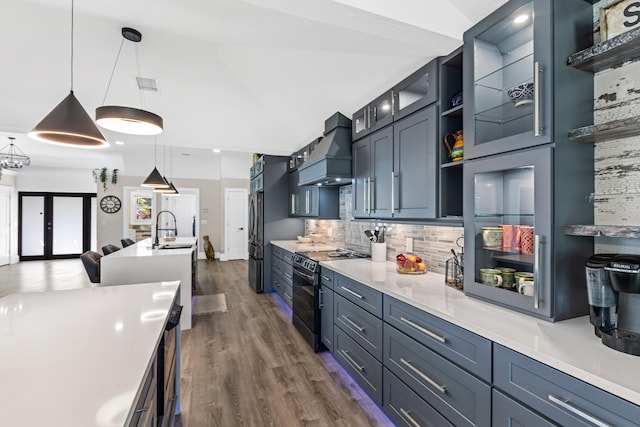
[80,251,102,283]
[102,244,121,255]
[121,238,135,247]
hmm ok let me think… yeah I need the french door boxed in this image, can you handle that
[19,192,96,260]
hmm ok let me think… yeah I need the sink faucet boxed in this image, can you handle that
[154,210,177,247]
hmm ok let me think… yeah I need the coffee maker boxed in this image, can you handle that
[602,255,640,356]
[584,254,618,337]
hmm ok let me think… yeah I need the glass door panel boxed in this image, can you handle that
[371,91,394,129]
[0,188,11,266]
[52,196,84,255]
[473,2,534,146]
[21,196,45,257]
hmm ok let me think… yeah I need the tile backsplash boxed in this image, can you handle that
[305,185,463,275]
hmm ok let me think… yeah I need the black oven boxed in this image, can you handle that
[292,256,321,351]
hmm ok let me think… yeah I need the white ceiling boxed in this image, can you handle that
[0,0,507,174]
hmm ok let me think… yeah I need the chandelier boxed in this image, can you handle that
[0,137,31,169]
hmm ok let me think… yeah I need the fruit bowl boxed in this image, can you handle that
[396,253,427,274]
[507,82,534,107]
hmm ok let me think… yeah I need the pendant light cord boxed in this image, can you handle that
[101,39,125,105]
[70,0,74,91]
[135,43,146,109]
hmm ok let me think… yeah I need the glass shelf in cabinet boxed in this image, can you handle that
[475,100,534,125]
[473,52,534,87]
[491,253,534,266]
[475,213,534,218]
[441,160,464,169]
[441,104,463,118]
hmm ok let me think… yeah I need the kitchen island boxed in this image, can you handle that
[0,281,181,427]
[320,258,640,420]
[101,237,196,330]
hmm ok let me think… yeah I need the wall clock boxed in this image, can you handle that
[100,195,122,214]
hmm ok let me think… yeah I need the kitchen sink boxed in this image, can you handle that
[158,243,193,250]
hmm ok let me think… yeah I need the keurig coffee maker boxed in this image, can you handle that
[584,254,618,337]
[603,255,640,356]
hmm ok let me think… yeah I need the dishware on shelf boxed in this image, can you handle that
[450,91,463,107]
[496,267,516,289]
[480,268,503,287]
[518,226,535,254]
[507,81,535,108]
[500,224,517,252]
[518,280,535,296]
[443,130,464,162]
[515,272,534,288]
[481,227,503,249]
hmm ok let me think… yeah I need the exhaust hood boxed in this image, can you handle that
[298,112,352,186]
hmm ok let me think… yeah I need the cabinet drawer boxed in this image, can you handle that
[384,324,491,427]
[384,295,491,381]
[282,283,293,307]
[335,274,382,317]
[128,358,157,427]
[334,294,383,361]
[281,265,293,287]
[334,325,382,404]
[494,344,640,427]
[492,389,556,427]
[272,245,283,259]
[271,257,284,277]
[383,368,454,427]
[282,249,294,265]
[319,267,335,290]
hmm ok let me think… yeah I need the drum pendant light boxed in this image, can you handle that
[28,0,109,148]
[95,27,163,135]
[142,137,170,188]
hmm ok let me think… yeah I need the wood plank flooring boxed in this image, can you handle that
[0,259,395,427]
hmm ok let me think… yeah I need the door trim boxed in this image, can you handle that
[223,188,249,261]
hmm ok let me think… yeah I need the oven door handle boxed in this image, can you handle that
[293,267,315,283]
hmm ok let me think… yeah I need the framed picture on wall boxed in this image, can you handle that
[130,191,153,225]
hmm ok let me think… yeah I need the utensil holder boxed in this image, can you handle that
[371,242,387,262]
[445,257,463,290]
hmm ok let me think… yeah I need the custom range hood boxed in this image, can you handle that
[298,112,352,186]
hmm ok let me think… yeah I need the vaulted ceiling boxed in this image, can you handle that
[0,0,507,172]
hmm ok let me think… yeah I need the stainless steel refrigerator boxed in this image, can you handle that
[248,155,303,293]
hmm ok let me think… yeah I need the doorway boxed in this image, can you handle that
[225,188,248,260]
[18,192,95,260]
[0,186,10,266]
[161,188,199,238]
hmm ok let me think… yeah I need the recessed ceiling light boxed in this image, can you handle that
[213,148,221,153]
[514,14,529,24]
[114,140,125,145]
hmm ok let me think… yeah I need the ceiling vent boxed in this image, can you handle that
[136,76,159,92]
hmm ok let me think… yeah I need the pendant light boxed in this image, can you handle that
[164,146,179,196]
[95,27,163,135]
[28,0,108,148]
[154,143,177,194]
[0,137,31,168]
[142,137,170,188]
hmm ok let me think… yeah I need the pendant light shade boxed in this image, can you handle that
[29,91,109,147]
[95,106,163,135]
[96,27,163,136]
[142,167,169,188]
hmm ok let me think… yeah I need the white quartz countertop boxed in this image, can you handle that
[321,259,640,406]
[105,237,196,258]
[271,240,338,253]
[0,281,180,426]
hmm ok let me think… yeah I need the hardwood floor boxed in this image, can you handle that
[0,259,394,427]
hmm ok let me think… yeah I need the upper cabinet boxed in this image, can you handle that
[352,59,439,141]
[288,170,339,219]
[463,0,593,159]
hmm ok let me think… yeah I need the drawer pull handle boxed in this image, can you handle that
[400,317,446,343]
[400,358,446,394]
[548,395,611,427]
[399,408,421,427]
[341,315,365,333]
[284,272,292,280]
[320,275,332,282]
[340,286,364,300]
[134,407,149,414]
[340,349,365,372]
[284,292,292,302]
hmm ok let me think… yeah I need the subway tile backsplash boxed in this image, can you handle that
[304,185,463,275]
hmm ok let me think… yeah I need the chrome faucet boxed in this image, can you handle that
[154,210,177,247]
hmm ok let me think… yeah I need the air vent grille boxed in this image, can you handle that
[136,76,158,92]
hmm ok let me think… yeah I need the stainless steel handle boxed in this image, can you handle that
[284,272,292,280]
[400,316,446,343]
[320,275,332,282]
[341,315,365,333]
[340,349,364,372]
[367,106,371,129]
[294,268,315,283]
[363,178,367,213]
[305,190,310,214]
[399,408,421,427]
[534,61,542,137]
[319,288,324,309]
[291,194,295,214]
[391,171,395,214]
[534,234,541,309]
[548,395,611,427]
[340,286,364,300]
[367,177,371,213]
[135,407,149,414]
[400,358,446,394]
[391,90,395,115]
[284,292,292,302]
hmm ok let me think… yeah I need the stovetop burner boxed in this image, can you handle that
[296,248,370,262]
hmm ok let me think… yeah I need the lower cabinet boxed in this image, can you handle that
[128,355,157,427]
[492,389,556,427]
[384,368,454,427]
[320,283,334,352]
[271,244,293,307]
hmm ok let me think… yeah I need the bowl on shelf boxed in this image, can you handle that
[507,82,534,107]
[297,236,312,243]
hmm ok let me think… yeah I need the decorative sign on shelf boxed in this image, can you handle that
[602,0,640,40]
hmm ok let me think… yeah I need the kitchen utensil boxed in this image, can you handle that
[443,130,464,162]
[445,257,463,289]
[379,226,386,243]
[364,230,375,241]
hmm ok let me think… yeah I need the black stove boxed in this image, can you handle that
[293,248,369,272]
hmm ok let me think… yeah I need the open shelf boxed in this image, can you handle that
[567,27,640,73]
[564,225,640,238]
[441,160,464,169]
[568,116,640,143]
[441,104,463,118]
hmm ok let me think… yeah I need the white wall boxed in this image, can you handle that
[16,166,96,193]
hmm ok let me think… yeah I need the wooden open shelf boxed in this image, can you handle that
[568,116,640,143]
[564,225,640,239]
[567,27,640,73]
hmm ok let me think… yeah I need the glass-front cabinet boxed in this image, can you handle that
[464,148,551,318]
